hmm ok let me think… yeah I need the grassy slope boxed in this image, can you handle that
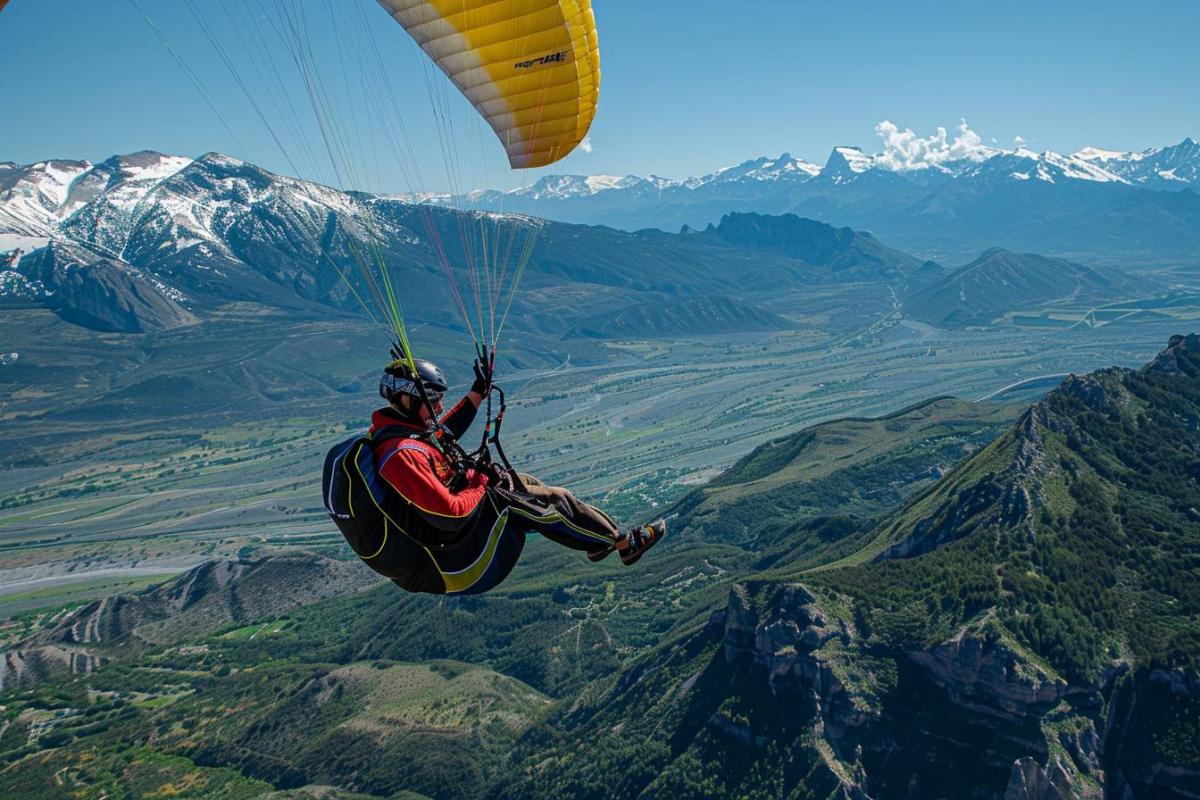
[805,340,1200,681]
[667,397,1020,556]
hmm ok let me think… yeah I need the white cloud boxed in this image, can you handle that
[873,120,996,171]
[579,135,593,155]
[1013,135,1027,147]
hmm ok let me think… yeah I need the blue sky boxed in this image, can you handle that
[2,0,1197,192]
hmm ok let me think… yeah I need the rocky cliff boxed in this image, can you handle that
[2,552,376,687]
[28,240,198,332]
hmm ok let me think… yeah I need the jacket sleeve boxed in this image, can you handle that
[379,446,488,519]
[439,394,480,440]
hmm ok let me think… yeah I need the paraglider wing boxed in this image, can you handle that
[377,0,600,169]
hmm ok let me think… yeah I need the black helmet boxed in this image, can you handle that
[380,357,448,406]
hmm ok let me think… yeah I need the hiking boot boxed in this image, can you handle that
[619,519,667,566]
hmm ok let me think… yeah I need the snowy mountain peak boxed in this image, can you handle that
[708,153,821,184]
[1074,146,1141,163]
[196,151,247,167]
[0,159,94,236]
[831,146,874,172]
[583,175,632,192]
[1069,137,1200,187]
[1040,151,1125,183]
[815,146,877,184]
[766,153,821,177]
[107,151,194,182]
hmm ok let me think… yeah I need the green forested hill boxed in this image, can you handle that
[668,396,1018,557]
[813,332,1200,680]
[497,335,1200,800]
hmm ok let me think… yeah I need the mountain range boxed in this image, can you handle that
[426,138,1200,208]
[2,152,917,327]
[431,138,1200,262]
[1,151,1168,342]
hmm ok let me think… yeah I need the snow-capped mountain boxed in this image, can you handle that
[0,158,94,235]
[427,137,1200,214]
[1074,137,1200,188]
[435,136,1200,260]
[0,152,196,241]
[411,153,822,206]
[693,153,821,186]
[331,137,1200,233]
[817,146,877,184]
[954,147,1127,187]
[3,135,1199,328]
[514,173,675,200]
[1,151,438,328]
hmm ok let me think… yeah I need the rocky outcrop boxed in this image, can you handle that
[907,627,1071,719]
[710,581,1200,799]
[1005,755,1098,800]
[2,553,377,686]
[1,644,102,690]
[723,582,855,692]
[32,242,199,332]
[1149,333,1200,374]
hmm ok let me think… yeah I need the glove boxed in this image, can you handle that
[471,358,493,397]
[477,459,513,491]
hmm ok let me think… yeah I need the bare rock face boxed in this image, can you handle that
[31,241,198,332]
[708,582,1183,799]
[1150,333,1200,373]
[1005,755,1099,800]
[2,553,377,687]
[1,645,101,690]
[46,258,199,332]
[907,629,1071,719]
[1054,370,1134,416]
[724,582,854,692]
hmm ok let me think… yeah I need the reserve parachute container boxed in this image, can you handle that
[377,0,600,168]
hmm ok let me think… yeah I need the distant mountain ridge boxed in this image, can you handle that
[1,150,963,337]
[428,138,1200,206]
[905,247,1152,328]
[428,137,1200,261]
[3,553,375,687]
[696,211,935,283]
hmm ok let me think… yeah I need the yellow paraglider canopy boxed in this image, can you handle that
[377,0,600,169]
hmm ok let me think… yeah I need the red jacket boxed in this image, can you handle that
[369,404,489,521]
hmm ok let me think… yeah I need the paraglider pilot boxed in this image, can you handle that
[322,353,665,595]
